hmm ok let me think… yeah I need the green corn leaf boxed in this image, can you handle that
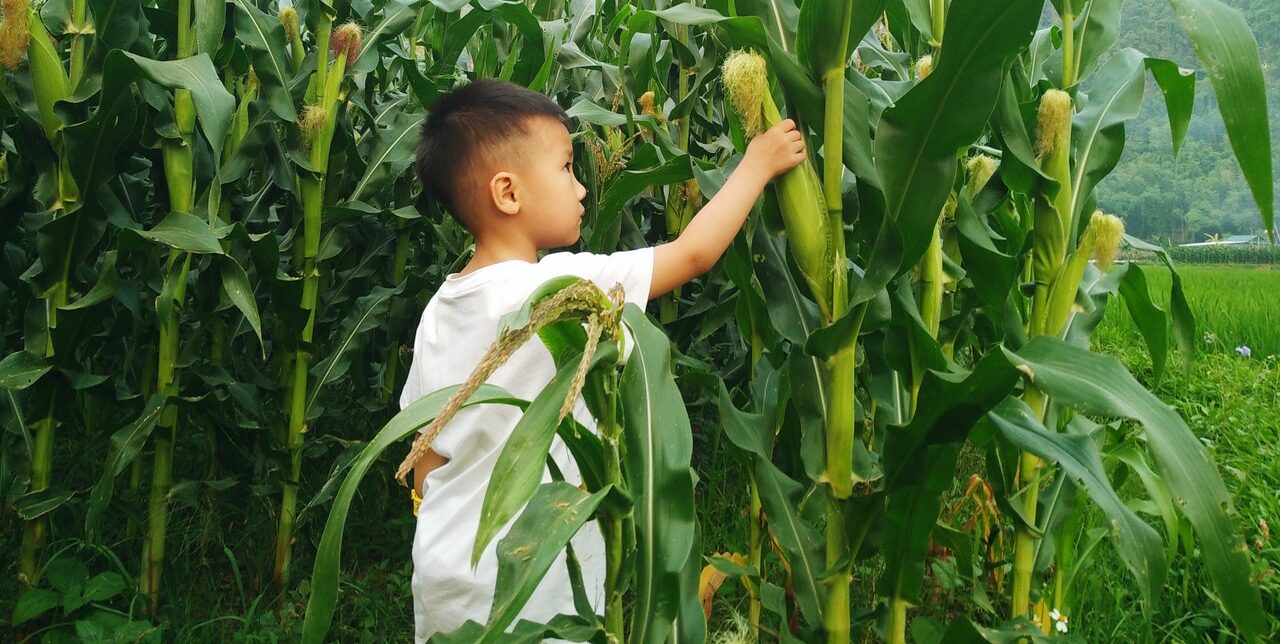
[350,0,420,76]
[85,0,142,59]
[752,458,825,624]
[955,196,1018,319]
[591,146,692,253]
[62,250,119,311]
[1116,263,1170,383]
[472,347,615,566]
[987,396,1166,608]
[876,0,1043,275]
[350,110,426,201]
[1124,234,1197,372]
[307,281,406,416]
[1111,443,1182,559]
[232,0,298,121]
[620,304,697,644]
[302,384,524,644]
[880,350,1021,605]
[15,486,74,520]
[61,85,139,199]
[482,482,611,639]
[432,614,604,644]
[1069,49,1148,239]
[752,225,827,422]
[24,206,108,299]
[1143,58,1196,157]
[85,395,166,532]
[716,378,774,461]
[1168,0,1273,239]
[131,211,224,254]
[1004,337,1267,638]
[101,50,235,159]
[0,352,53,390]
[797,0,887,79]
[219,256,265,355]
[194,0,226,57]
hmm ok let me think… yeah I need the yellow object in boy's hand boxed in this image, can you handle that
[411,487,423,517]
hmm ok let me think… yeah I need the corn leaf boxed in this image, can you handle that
[1168,0,1274,239]
[1115,263,1170,383]
[0,352,53,390]
[880,350,1021,605]
[85,395,166,532]
[306,281,406,416]
[620,304,697,644]
[752,458,825,624]
[301,384,524,644]
[232,0,297,121]
[1004,336,1268,638]
[130,211,224,255]
[218,256,265,355]
[988,396,1166,609]
[876,0,1042,274]
[1069,48,1148,239]
[100,51,235,158]
[472,346,615,565]
[481,482,611,639]
[350,0,420,76]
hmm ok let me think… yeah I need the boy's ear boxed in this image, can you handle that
[489,172,520,215]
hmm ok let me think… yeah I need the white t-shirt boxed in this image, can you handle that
[399,248,654,642]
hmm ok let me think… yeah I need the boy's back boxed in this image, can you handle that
[400,248,652,639]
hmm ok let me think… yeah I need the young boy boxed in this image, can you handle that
[400,78,804,641]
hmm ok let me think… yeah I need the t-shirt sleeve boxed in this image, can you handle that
[538,247,655,308]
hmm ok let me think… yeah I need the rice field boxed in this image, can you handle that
[1096,264,1280,360]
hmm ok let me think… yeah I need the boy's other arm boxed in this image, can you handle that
[649,119,806,299]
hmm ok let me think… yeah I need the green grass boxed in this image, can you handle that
[1097,264,1280,359]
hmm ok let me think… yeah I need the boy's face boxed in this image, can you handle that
[510,117,588,248]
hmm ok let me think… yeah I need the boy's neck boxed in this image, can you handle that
[458,237,540,276]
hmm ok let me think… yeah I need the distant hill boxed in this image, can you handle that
[1092,0,1278,243]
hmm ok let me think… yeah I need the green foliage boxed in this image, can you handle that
[1,0,1275,642]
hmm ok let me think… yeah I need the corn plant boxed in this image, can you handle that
[302,277,701,643]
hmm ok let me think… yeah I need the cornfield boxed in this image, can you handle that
[0,0,1275,642]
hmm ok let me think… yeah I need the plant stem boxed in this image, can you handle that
[69,0,88,86]
[1010,386,1048,617]
[931,0,946,48]
[824,495,850,644]
[1061,0,1077,88]
[599,375,624,643]
[276,22,343,591]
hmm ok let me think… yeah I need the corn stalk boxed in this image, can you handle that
[275,15,361,591]
[139,0,199,612]
[13,1,74,589]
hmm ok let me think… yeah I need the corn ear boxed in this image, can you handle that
[26,8,69,142]
[1031,90,1073,293]
[722,50,832,315]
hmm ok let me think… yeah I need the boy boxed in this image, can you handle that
[400,78,804,641]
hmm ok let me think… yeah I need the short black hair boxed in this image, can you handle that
[415,79,572,229]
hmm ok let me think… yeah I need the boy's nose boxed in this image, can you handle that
[574,176,587,201]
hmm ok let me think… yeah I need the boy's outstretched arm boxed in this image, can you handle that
[649,119,807,299]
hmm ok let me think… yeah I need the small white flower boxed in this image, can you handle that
[1204,331,1217,345]
[1050,609,1068,634]
[1236,345,1252,358]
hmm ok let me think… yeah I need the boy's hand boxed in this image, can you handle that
[648,119,807,300]
[743,119,807,181]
